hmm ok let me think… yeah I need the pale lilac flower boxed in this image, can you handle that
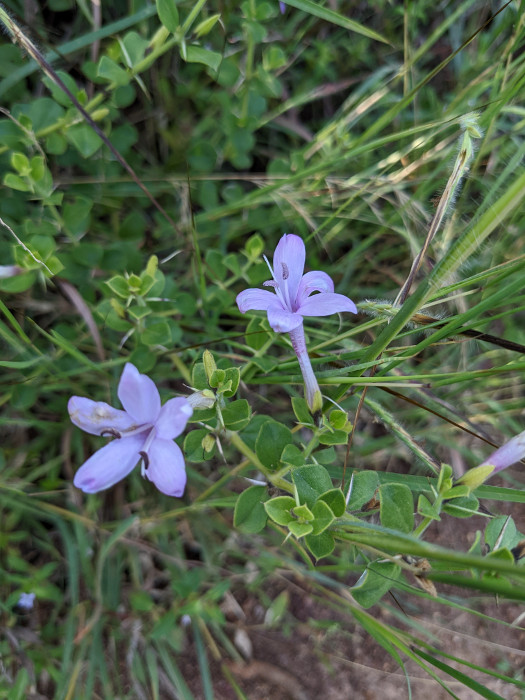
[17,592,36,610]
[68,363,192,497]
[479,428,525,474]
[236,234,356,412]
[459,428,525,490]
[0,264,22,278]
[279,1,286,13]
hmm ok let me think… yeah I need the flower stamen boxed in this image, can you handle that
[139,426,157,476]
[101,428,122,438]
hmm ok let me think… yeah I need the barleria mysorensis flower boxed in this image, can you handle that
[459,428,525,491]
[68,363,192,496]
[236,234,356,412]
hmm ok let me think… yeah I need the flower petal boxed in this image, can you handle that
[273,234,305,305]
[236,288,277,313]
[296,270,334,304]
[156,397,193,440]
[297,292,357,318]
[118,363,161,424]
[145,438,187,497]
[68,396,138,436]
[73,434,144,493]
[480,428,525,474]
[267,303,303,333]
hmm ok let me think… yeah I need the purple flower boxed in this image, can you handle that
[236,234,356,412]
[479,429,525,474]
[68,363,193,497]
[236,234,357,334]
[17,592,35,610]
[279,1,286,13]
[0,264,22,278]
[459,428,525,491]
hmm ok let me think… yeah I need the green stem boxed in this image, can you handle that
[412,514,435,539]
[182,0,209,34]
[227,430,293,493]
[194,458,251,503]
[132,37,178,75]
[303,433,320,460]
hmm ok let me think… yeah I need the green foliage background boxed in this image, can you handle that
[1,0,525,697]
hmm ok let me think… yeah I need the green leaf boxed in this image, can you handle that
[292,464,333,508]
[11,152,30,175]
[264,591,289,626]
[194,13,221,38]
[379,483,414,534]
[264,496,295,525]
[127,273,142,293]
[183,45,222,72]
[0,271,35,293]
[310,500,335,535]
[209,368,225,388]
[223,253,241,275]
[291,396,314,425]
[280,444,304,467]
[305,531,335,560]
[43,70,80,106]
[417,494,441,521]
[245,316,270,350]
[350,561,401,608]
[282,0,389,44]
[288,521,313,538]
[105,275,130,299]
[30,234,56,259]
[45,133,67,155]
[328,409,352,432]
[221,399,251,431]
[442,495,480,518]
[293,503,314,520]
[121,31,150,67]
[437,463,454,492]
[63,196,92,237]
[234,486,268,533]
[156,0,179,32]
[319,489,345,517]
[3,173,30,192]
[485,515,520,551]
[144,254,158,279]
[191,362,208,391]
[141,320,172,346]
[485,548,515,565]
[255,419,292,470]
[0,120,25,149]
[97,55,130,86]
[221,367,240,398]
[66,123,103,157]
[318,429,348,445]
[127,305,152,321]
[263,46,287,71]
[129,590,154,612]
[187,140,217,172]
[254,1,274,20]
[244,233,264,259]
[184,429,215,463]
[441,484,470,500]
